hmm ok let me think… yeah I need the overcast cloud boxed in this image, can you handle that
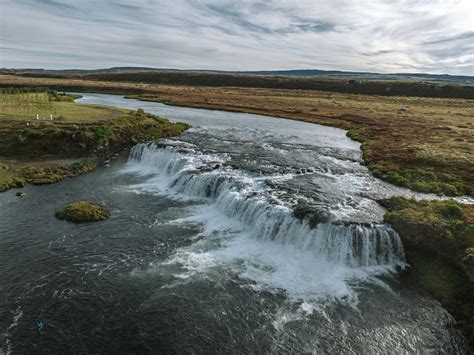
[0,0,473,75]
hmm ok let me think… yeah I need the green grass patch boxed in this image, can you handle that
[383,169,466,196]
[0,106,190,191]
[0,88,119,121]
[91,125,114,144]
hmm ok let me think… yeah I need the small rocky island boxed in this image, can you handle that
[55,201,109,223]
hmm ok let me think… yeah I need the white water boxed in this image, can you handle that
[126,143,406,303]
[74,91,470,306]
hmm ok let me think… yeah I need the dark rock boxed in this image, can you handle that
[462,248,474,282]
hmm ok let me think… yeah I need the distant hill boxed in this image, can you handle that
[5,68,473,99]
[3,67,473,86]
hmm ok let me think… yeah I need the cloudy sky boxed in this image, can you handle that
[0,0,473,75]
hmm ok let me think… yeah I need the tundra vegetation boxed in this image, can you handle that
[0,87,189,191]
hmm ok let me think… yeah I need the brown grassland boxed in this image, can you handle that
[0,73,472,196]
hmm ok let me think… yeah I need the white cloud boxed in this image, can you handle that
[0,0,472,75]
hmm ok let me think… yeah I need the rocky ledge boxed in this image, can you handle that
[380,196,474,347]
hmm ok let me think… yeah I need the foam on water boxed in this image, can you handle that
[125,143,406,304]
[2,306,23,355]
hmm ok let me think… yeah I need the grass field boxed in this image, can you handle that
[11,70,474,99]
[0,89,122,122]
[0,86,189,191]
[0,74,472,196]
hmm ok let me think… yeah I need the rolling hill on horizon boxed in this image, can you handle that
[3,67,473,86]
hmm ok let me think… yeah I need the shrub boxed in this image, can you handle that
[438,200,464,220]
[91,125,114,144]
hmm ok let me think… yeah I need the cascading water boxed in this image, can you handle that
[128,143,405,269]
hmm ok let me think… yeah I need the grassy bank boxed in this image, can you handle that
[132,89,473,196]
[381,197,474,345]
[0,74,471,196]
[0,88,122,121]
[382,197,474,274]
[0,89,189,192]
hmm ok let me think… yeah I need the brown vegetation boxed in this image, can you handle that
[14,70,474,99]
[0,74,472,196]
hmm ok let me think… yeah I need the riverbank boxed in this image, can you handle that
[0,90,189,192]
[381,197,474,346]
[0,74,472,196]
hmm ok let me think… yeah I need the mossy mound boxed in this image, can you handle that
[55,201,109,223]
[0,160,95,192]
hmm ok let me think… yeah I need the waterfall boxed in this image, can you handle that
[128,143,405,268]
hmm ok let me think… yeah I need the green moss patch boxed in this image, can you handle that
[55,201,109,223]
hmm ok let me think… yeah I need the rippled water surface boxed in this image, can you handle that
[0,93,468,353]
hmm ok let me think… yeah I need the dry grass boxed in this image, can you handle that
[0,74,472,195]
[0,91,122,122]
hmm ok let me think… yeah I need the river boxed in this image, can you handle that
[0,93,468,353]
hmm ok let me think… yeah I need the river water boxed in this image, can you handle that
[0,93,468,353]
